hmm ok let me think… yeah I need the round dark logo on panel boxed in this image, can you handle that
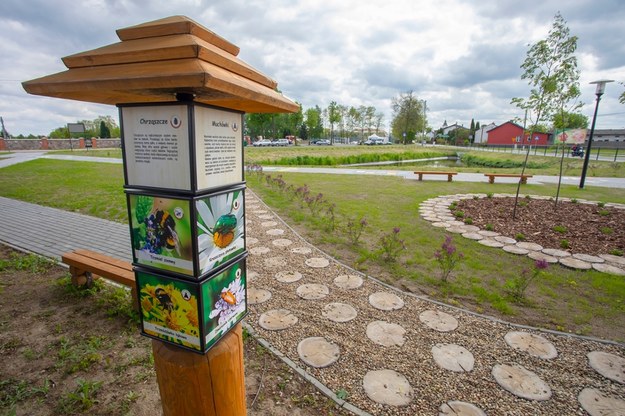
[171,116,182,129]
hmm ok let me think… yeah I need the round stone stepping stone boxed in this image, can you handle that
[248,288,272,305]
[247,237,259,245]
[249,246,270,255]
[369,292,404,311]
[431,344,474,372]
[419,310,458,332]
[446,226,467,234]
[439,401,486,416]
[527,251,559,263]
[460,225,480,233]
[291,246,312,255]
[258,309,297,331]
[446,220,465,227]
[573,253,604,263]
[264,257,286,268]
[592,263,625,276]
[462,232,483,241]
[366,321,406,347]
[494,236,516,244]
[578,388,625,416]
[260,221,278,227]
[478,230,500,237]
[272,238,293,247]
[559,256,592,270]
[362,369,413,406]
[600,254,625,266]
[297,337,340,368]
[334,274,363,290]
[504,331,557,359]
[587,351,625,383]
[275,270,303,283]
[492,364,551,401]
[296,283,329,300]
[266,228,285,236]
[322,303,357,323]
[252,210,268,214]
[431,222,449,228]
[258,214,274,220]
[247,271,259,282]
[516,242,543,251]
[502,245,530,255]
[542,248,571,257]
[305,257,330,268]
[478,238,505,248]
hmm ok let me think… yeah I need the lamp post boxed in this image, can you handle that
[579,79,613,189]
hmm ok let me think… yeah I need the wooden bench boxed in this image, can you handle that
[484,173,533,184]
[414,171,458,182]
[62,249,138,310]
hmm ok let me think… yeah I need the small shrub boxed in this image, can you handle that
[345,217,368,245]
[519,201,528,208]
[505,259,549,301]
[598,210,610,217]
[600,227,613,235]
[597,202,606,208]
[515,233,526,241]
[376,227,406,262]
[609,249,624,257]
[434,235,464,282]
[524,195,532,200]
[485,223,494,231]
[464,218,473,225]
[454,210,464,218]
[570,198,578,204]
[449,202,458,210]
[473,195,479,200]
[560,240,570,249]
[552,225,568,234]
[487,192,494,198]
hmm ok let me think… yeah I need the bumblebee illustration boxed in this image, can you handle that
[155,287,174,312]
[144,209,180,255]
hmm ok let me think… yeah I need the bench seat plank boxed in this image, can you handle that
[413,171,458,182]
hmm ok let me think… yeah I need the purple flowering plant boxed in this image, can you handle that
[346,217,368,245]
[434,235,464,282]
[377,227,406,262]
[505,259,549,301]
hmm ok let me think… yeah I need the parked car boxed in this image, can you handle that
[253,139,273,147]
[364,138,384,145]
[274,139,290,146]
[315,139,331,145]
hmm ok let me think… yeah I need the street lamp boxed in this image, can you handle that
[579,79,614,189]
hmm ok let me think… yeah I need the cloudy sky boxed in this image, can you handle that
[1,0,624,136]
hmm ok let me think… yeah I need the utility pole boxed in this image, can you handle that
[0,117,9,139]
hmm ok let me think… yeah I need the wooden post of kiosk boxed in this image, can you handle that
[23,16,298,416]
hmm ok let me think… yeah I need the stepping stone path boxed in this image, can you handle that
[419,310,458,332]
[592,263,625,276]
[297,337,340,368]
[578,388,625,416]
[559,256,592,270]
[369,292,404,311]
[333,274,363,289]
[264,256,286,268]
[362,369,413,406]
[322,303,357,323]
[528,251,558,263]
[504,331,558,359]
[258,214,274,220]
[492,364,552,401]
[249,246,270,255]
[366,321,406,347]
[503,245,529,255]
[587,351,625,384]
[291,246,312,254]
[296,283,329,300]
[439,401,486,416]
[247,271,259,282]
[305,257,330,268]
[542,248,571,258]
[258,309,298,331]
[248,288,272,305]
[517,242,543,251]
[431,344,474,372]
[247,237,259,245]
[260,221,278,227]
[275,270,303,283]
[266,228,284,236]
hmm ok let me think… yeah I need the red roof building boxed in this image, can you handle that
[487,121,550,146]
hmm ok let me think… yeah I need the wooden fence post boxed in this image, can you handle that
[152,323,247,416]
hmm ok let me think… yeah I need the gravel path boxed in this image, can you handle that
[244,190,625,416]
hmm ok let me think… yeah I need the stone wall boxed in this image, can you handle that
[0,137,121,151]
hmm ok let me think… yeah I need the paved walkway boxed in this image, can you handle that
[1,151,625,414]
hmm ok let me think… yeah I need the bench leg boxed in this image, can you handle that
[418,173,423,181]
[488,176,495,184]
[69,266,97,288]
[521,178,527,184]
[447,174,453,182]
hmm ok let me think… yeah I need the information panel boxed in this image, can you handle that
[122,105,191,190]
[194,106,243,190]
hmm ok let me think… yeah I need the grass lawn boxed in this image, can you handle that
[1,155,624,342]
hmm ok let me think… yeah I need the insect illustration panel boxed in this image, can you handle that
[128,194,195,276]
[201,257,247,351]
[136,271,201,351]
[196,187,245,276]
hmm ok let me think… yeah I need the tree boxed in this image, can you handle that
[99,120,111,138]
[391,90,425,144]
[511,12,581,215]
[304,106,323,140]
[327,101,341,144]
[552,111,588,130]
